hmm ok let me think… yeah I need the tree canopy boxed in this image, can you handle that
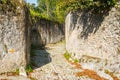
[27,0,117,23]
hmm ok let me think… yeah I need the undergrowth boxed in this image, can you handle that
[64,51,79,63]
[64,51,71,61]
[26,64,33,73]
[0,0,24,15]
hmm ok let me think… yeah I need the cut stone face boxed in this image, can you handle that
[65,6,120,73]
[0,0,31,73]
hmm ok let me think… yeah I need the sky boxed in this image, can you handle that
[25,0,37,5]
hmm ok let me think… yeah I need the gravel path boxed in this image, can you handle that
[0,42,119,80]
[30,42,90,80]
[30,42,120,80]
[0,42,88,80]
[0,76,30,80]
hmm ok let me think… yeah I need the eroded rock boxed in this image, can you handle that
[65,4,120,74]
[0,0,31,73]
[31,19,64,47]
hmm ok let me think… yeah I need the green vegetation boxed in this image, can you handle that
[0,0,117,22]
[64,51,71,60]
[74,58,79,63]
[26,64,33,73]
[0,0,24,14]
[64,51,80,63]
[1,0,7,4]
[15,68,19,75]
[26,0,66,23]
[59,0,117,12]
[26,0,117,23]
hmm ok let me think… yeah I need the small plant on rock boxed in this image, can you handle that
[15,68,19,75]
[74,58,79,63]
[64,51,71,61]
[26,64,33,73]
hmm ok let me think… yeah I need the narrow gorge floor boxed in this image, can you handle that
[29,41,118,80]
[0,42,119,80]
[30,42,83,80]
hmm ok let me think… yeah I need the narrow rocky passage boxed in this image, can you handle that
[0,41,94,80]
[30,42,94,80]
[29,42,77,80]
[0,41,119,80]
[29,41,120,80]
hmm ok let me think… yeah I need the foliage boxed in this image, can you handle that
[26,0,117,23]
[1,0,7,4]
[26,64,33,73]
[0,0,24,15]
[15,69,19,75]
[26,0,65,23]
[74,58,79,63]
[37,0,63,22]
[64,51,71,60]
[37,0,51,19]
[56,0,66,23]
[58,0,117,13]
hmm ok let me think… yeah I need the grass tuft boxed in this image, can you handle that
[64,51,71,60]
[26,64,33,73]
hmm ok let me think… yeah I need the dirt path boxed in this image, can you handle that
[0,41,119,80]
[30,42,94,80]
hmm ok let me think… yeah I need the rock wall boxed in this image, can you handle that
[0,0,31,73]
[65,5,120,72]
[31,19,64,47]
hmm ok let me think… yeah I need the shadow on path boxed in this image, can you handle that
[30,48,52,69]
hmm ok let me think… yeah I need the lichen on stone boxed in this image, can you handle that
[0,0,24,15]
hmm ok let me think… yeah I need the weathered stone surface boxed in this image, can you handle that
[19,66,27,77]
[65,5,120,72]
[31,19,64,47]
[0,76,30,80]
[0,1,31,73]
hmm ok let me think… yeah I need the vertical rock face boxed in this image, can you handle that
[65,5,120,71]
[31,19,64,47]
[0,0,31,73]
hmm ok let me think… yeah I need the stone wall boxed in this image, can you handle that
[0,1,31,73]
[31,19,64,47]
[65,5,120,72]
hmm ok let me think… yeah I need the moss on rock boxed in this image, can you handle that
[0,0,24,15]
